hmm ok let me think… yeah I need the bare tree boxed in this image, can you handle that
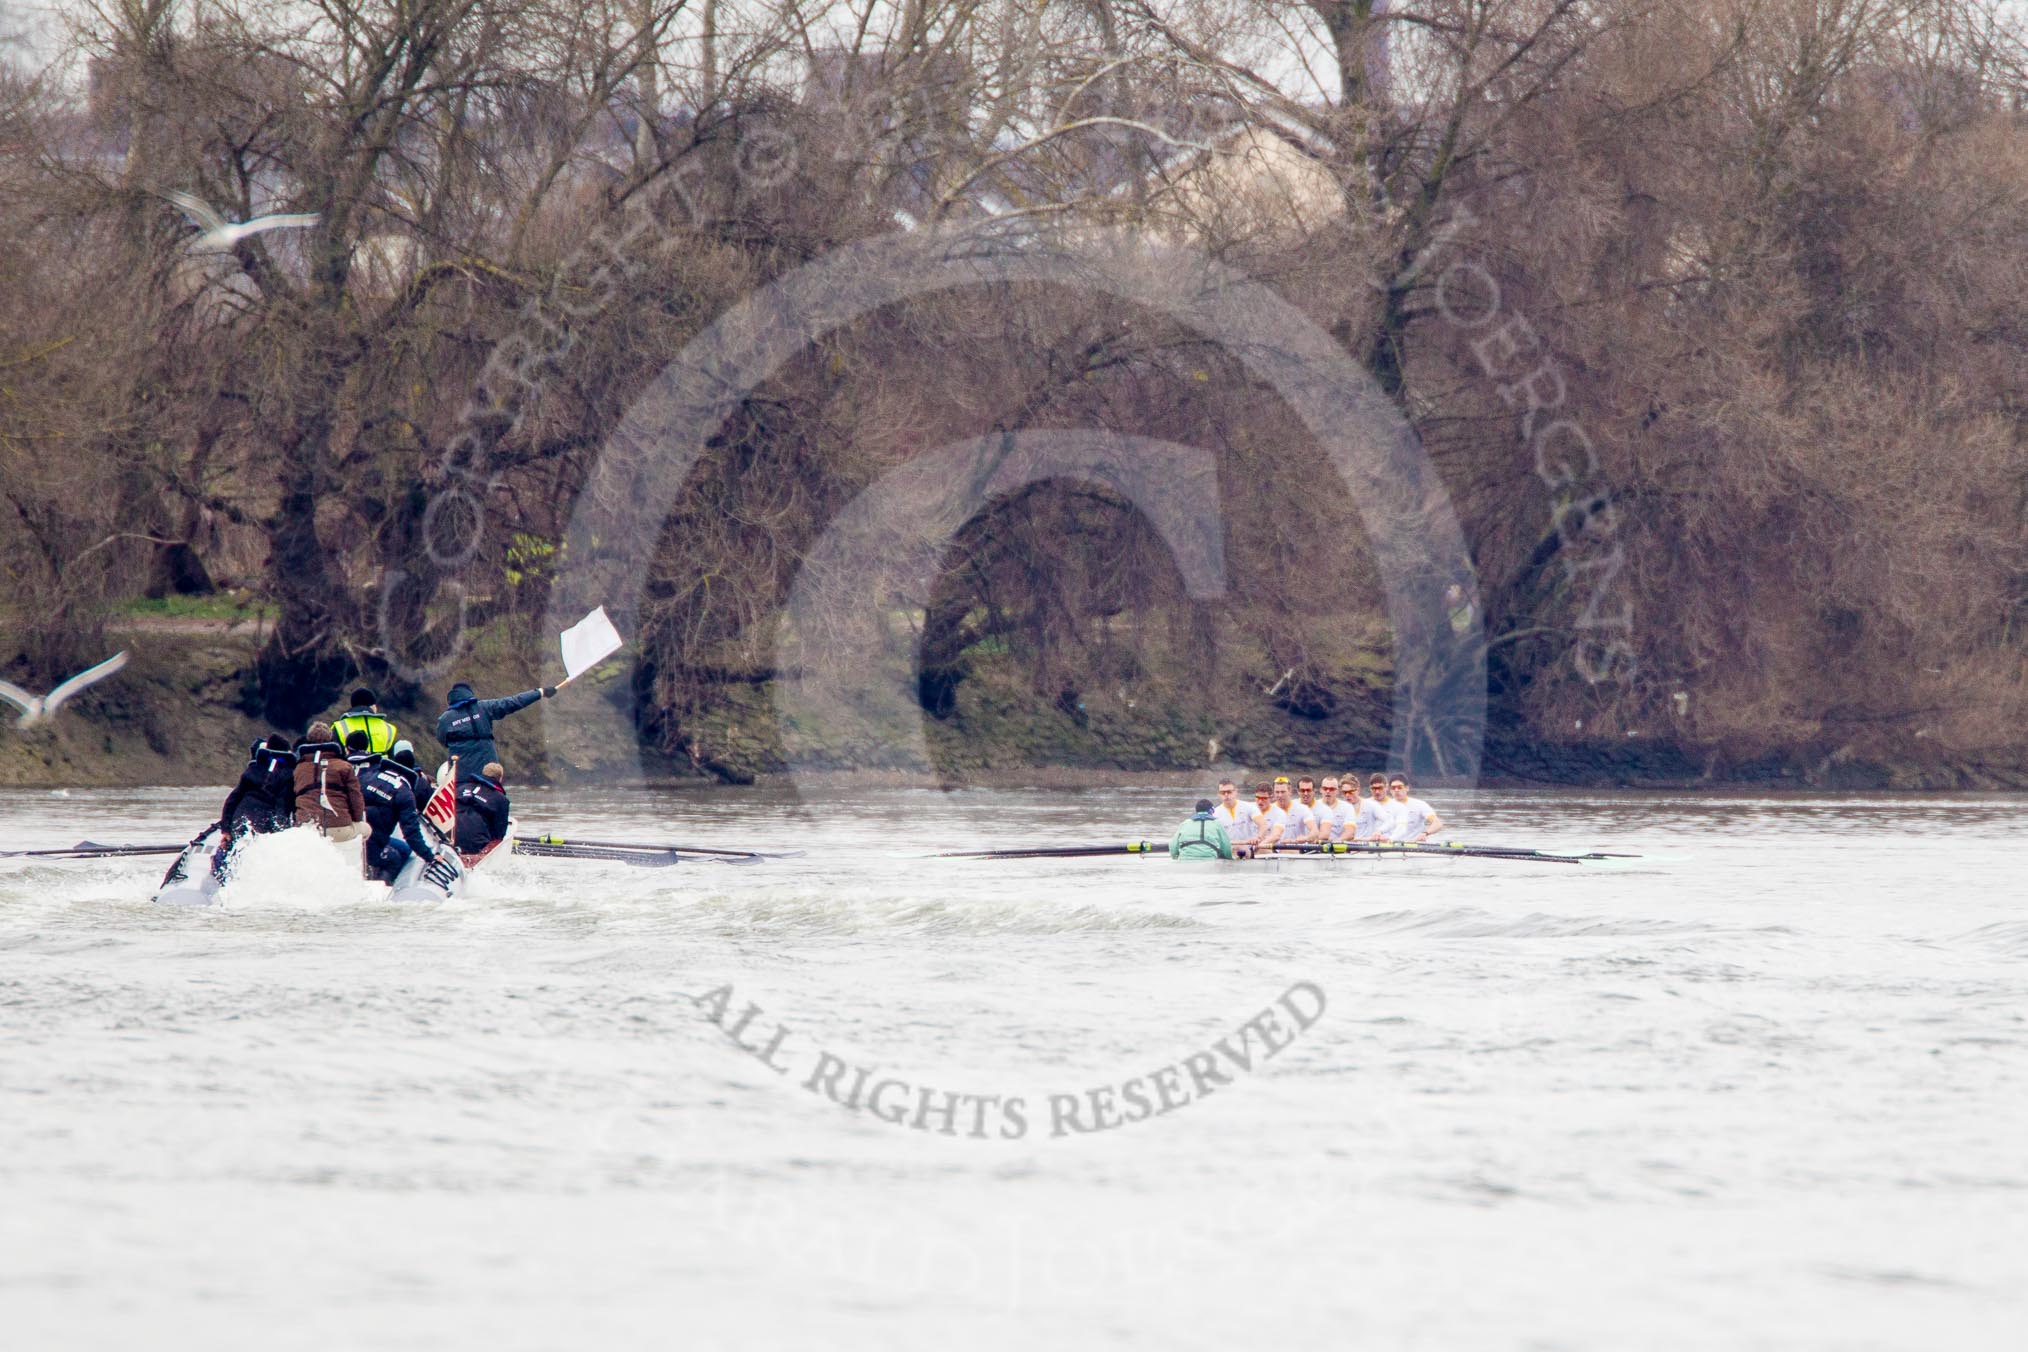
[9,0,2028,779]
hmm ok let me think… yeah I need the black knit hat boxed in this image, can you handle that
[351,688,377,707]
[1194,798,1215,813]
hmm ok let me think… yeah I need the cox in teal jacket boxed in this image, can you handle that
[1169,808,1234,860]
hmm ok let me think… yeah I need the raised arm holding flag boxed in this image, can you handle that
[435,608,624,783]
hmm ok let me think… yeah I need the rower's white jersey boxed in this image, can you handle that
[1215,800,1261,843]
[1388,796,1438,841]
[1315,798,1355,840]
[1356,797,1394,840]
[1259,803,1289,844]
[1279,801,1316,845]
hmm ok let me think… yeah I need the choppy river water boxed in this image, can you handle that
[2,785,2025,1350]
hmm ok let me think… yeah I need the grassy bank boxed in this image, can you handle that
[5,625,2025,791]
[675,641,1397,783]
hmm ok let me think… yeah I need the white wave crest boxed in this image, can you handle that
[216,825,382,910]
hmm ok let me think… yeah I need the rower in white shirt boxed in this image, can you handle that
[1247,782,1274,848]
[1354,773,1393,841]
[1264,776,1315,850]
[1294,776,1323,843]
[1384,774,1444,843]
[1257,786,1288,849]
[1212,778,1263,857]
[1313,775,1355,842]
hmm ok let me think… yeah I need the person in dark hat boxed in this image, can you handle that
[436,680,555,784]
[1168,797,1235,860]
[332,688,398,756]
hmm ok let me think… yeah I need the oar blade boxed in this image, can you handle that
[513,840,682,867]
[1575,851,1684,868]
[524,834,787,860]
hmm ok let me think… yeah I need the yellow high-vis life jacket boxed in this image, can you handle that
[332,709,398,755]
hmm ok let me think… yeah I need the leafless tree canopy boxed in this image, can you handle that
[4,0,2027,778]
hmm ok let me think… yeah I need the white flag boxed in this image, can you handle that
[559,606,623,681]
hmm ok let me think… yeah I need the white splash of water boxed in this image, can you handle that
[215,825,383,910]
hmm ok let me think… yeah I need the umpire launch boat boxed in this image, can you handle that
[151,773,516,906]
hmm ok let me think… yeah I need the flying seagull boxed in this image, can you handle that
[160,189,320,251]
[0,651,130,728]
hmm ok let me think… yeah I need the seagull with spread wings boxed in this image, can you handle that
[160,189,320,251]
[0,652,130,728]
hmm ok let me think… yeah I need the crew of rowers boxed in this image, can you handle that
[1201,773,1443,858]
[208,680,559,884]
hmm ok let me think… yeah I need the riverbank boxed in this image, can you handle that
[0,624,680,790]
[4,629,2024,791]
[0,634,266,789]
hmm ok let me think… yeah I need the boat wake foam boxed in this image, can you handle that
[671,888,1205,937]
[1950,921,2028,958]
[212,827,386,910]
[1335,907,1712,941]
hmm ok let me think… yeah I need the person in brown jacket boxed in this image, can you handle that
[293,721,367,843]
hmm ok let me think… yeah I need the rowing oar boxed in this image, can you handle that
[0,839,196,858]
[513,839,684,867]
[936,842,1165,860]
[1280,841,1587,862]
[522,834,804,862]
[1279,841,1609,865]
[1417,839,1645,859]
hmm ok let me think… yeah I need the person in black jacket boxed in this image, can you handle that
[437,681,555,783]
[454,762,512,859]
[358,751,438,884]
[387,739,433,800]
[210,735,295,877]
